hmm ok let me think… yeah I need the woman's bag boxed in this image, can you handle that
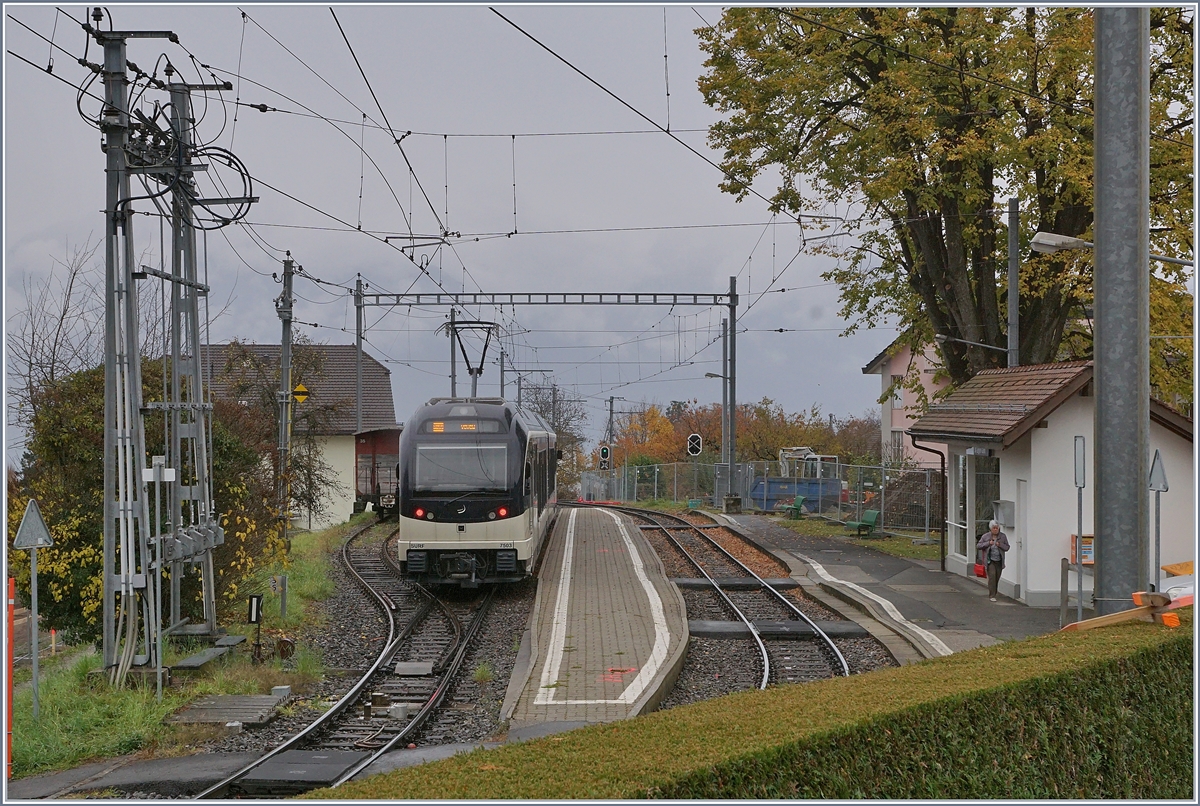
[974,563,987,578]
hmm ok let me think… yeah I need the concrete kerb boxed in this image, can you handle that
[499,514,558,725]
[626,511,690,717]
[711,514,936,665]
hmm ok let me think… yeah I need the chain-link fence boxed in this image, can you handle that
[579,460,944,540]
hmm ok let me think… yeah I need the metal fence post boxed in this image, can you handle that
[924,469,931,542]
[881,465,887,532]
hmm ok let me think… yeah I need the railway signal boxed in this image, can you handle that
[599,445,610,470]
[292,383,309,404]
[687,434,703,457]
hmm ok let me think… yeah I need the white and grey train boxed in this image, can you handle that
[395,398,558,586]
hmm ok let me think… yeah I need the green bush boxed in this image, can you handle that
[650,639,1192,798]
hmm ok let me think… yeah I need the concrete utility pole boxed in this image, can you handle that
[355,275,363,433]
[277,256,295,553]
[1093,8,1151,614]
[1007,198,1020,368]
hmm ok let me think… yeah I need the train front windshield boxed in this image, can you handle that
[415,445,508,491]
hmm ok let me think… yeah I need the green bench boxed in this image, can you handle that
[781,496,807,520]
[846,509,881,537]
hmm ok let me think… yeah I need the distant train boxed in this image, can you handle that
[354,426,403,518]
[395,397,558,586]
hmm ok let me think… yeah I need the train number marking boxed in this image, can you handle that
[410,543,424,549]
[498,542,514,548]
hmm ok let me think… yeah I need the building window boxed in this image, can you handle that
[890,375,903,409]
[890,430,904,457]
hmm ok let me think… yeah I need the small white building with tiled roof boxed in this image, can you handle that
[909,361,1193,608]
[202,342,399,530]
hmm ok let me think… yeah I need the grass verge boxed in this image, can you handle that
[772,516,942,562]
[311,610,1192,799]
[11,515,371,779]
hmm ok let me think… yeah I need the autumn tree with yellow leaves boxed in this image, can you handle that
[698,8,1193,406]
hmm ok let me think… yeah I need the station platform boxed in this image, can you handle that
[500,505,689,740]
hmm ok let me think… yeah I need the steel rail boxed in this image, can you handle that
[196,517,401,799]
[604,504,848,679]
[596,504,771,690]
[330,584,497,786]
[690,510,850,677]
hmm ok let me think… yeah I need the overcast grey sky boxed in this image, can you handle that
[4,4,898,461]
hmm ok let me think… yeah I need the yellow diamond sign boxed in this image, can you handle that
[292,383,309,404]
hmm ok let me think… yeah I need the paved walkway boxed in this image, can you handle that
[503,506,688,739]
[723,514,1062,657]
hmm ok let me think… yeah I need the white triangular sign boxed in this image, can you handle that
[1149,449,1169,493]
[14,499,54,549]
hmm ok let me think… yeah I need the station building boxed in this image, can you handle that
[202,342,399,530]
[909,361,1193,607]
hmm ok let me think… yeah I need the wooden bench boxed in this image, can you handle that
[846,509,880,537]
[781,496,807,520]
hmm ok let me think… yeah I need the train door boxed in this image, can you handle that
[536,442,548,515]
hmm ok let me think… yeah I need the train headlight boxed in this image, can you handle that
[425,511,435,520]
[488,511,496,520]
[414,507,425,518]
[498,507,508,518]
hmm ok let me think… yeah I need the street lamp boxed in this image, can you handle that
[704,371,731,498]
[1031,231,1193,267]
[933,333,1008,354]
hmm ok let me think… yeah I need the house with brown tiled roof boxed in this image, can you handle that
[862,337,950,466]
[202,343,400,529]
[910,361,1193,608]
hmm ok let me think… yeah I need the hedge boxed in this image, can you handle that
[648,637,1192,798]
[315,614,1192,799]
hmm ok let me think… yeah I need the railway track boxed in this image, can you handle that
[592,504,849,690]
[197,519,496,798]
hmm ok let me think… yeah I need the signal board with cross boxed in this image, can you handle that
[687,433,702,456]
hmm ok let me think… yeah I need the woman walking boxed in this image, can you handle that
[977,520,1010,602]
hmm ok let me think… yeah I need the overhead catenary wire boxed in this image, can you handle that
[489,7,824,227]
[330,8,446,237]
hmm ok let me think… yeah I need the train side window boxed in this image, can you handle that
[524,461,532,495]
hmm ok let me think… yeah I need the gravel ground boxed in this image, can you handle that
[411,579,537,745]
[658,638,763,708]
[836,637,900,675]
[682,588,734,621]
[189,534,388,757]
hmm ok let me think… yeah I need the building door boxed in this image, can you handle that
[1016,479,1029,602]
